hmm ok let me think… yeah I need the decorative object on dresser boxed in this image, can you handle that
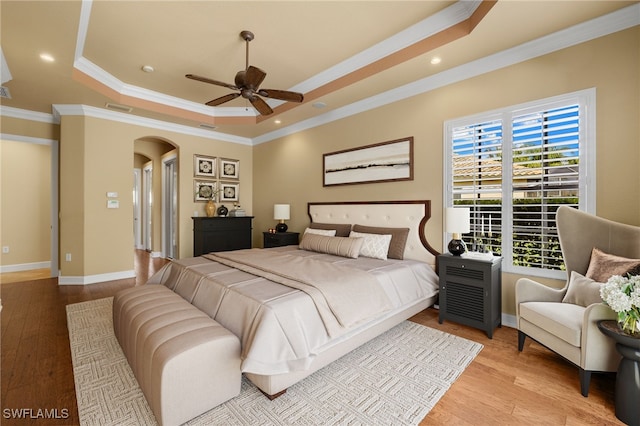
[323,137,413,186]
[263,231,299,248]
[216,205,228,217]
[273,204,290,232]
[438,253,502,338]
[192,216,253,256]
[445,207,470,256]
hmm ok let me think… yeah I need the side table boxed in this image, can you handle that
[597,320,640,426]
[263,231,300,248]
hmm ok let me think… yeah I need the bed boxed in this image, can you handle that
[145,200,440,397]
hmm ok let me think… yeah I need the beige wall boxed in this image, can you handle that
[0,140,51,267]
[57,115,252,280]
[253,27,640,316]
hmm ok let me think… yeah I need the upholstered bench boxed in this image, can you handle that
[112,285,241,426]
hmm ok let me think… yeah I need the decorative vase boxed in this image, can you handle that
[217,205,228,217]
[205,200,216,217]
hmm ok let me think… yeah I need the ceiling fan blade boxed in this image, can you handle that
[186,74,237,90]
[250,95,273,115]
[258,89,304,103]
[206,93,241,106]
[244,66,267,89]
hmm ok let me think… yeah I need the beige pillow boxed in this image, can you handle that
[352,224,409,260]
[303,227,337,236]
[349,231,392,260]
[309,222,352,237]
[299,233,362,258]
[562,271,603,307]
[585,247,640,282]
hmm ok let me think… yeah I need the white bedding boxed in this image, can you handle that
[147,246,439,376]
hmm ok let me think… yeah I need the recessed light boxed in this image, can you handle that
[39,53,55,63]
[142,65,154,73]
[312,102,327,109]
[430,56,441,65]
[274,119,281,124]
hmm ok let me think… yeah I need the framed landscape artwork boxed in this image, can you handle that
[323,137,414,186]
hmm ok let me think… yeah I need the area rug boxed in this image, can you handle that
[67,297,482,426]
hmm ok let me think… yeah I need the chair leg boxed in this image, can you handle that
[579,369,591,397]
[518,330,526,351]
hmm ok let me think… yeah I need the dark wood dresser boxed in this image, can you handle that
[192,216,253,256]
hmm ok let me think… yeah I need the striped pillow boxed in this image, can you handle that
[299,233,363,258]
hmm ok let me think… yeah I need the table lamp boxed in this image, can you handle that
[274,204,290,232]
[445,207,470,255]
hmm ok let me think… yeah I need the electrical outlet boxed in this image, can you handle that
[2,246,9,254]
[65,253,72,262]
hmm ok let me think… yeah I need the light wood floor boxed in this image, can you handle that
[0,251,623,425]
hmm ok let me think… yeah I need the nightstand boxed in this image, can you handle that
[437,253,502,338]
[263,231,300,248]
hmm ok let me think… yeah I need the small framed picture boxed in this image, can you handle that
[219,181,239,202]
[194,180,217,202]
[220,158,239,180]
[194,154,216,178]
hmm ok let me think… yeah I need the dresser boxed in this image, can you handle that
[437,253,502,338]
[192,217,253,256]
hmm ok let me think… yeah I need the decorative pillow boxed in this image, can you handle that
[349,231,392,260]
[299,233,362,258]
[309,222,352,237]
[352,224,410,260]
[562,271,603,307]
[303,227,337,237]
[585,247,640,282]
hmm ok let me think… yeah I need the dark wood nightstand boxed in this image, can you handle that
[263,231,300,248]
[437,253,502,338]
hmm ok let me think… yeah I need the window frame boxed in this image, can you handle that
[444,88,596,280]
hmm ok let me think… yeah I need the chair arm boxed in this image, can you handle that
[581,303,619,370]
[515,278,565,305]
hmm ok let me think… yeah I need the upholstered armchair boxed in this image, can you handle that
[516,206,640,396]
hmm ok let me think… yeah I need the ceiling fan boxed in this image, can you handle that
[186,30,304,116]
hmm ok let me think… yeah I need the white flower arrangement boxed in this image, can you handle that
[600,274,640,335]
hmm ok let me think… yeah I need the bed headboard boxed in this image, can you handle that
[307,200,439,267]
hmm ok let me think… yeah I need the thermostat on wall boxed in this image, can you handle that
[107,200,119,209]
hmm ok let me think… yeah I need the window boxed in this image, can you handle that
[444,89,595,279]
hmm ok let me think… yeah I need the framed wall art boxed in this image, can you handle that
[220,158,239,180]
[323,137,414,186]
[219,181,239,202]
[194,180,218,202]
[194,154,216,178]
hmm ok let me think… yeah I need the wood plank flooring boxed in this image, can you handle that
[0,251,624,425]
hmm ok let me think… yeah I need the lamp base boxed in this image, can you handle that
[275,222,288,233]
[448,238,467,256]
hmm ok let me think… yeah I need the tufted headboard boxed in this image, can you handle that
[307,200,439,267]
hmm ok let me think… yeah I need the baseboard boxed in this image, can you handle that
[58,269,136,285]
[0,261,51,273]
[502,313,517,328]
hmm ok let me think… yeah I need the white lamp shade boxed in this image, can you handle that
[274,204,290,220]
[445,207,470,234]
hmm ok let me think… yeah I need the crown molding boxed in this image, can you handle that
[0,105,56,123]
[51,104,252,145]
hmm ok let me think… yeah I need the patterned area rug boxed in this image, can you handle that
[67,297,482,426]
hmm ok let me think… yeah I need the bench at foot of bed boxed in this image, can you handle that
[113,285,241,426]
